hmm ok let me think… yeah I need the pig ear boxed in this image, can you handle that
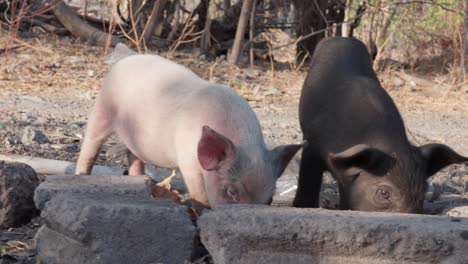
[328,144,396,177]
[198,126,236,171]
[270,143,304,178]
[419,144,468,177]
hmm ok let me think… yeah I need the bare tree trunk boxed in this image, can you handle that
[292,0,328,63]
[342,0,353,37]
[376,3,397,47]
[348,1,367,37]
[228,0,254,64]
[143,0,169,44]
[224,0,231,13]
[194,0,211,32]
[249,0,258,67]
[53,2,121,47]
[200,1,212,54]
[464,0,468,73]
[167,0,181,42]
[366,1,378,61]
[328,0,345,37]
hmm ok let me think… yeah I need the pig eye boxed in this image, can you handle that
[376,187,391,200]
[225,185,239,202]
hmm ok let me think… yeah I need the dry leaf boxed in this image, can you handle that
[152,170,185,204]
[151,185,185,204]
[156,169,177,190]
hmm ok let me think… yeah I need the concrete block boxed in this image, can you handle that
[34,175,152,210]
[36,193,196,264]
[198,205,468,264]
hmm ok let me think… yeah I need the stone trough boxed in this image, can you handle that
[199,206,468,264]
[34,175,196,264]
[33,175,468,264]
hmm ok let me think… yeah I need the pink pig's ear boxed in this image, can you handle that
[198,126,236,171]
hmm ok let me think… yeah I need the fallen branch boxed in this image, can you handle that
[29,18,68,35]
[52,1,121,47]
[0,154,125,175]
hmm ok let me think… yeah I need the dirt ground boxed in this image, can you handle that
[0,35,467,262]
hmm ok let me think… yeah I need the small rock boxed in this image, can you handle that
[4,136,20,151]
[445,206,468,217]
[0,161,40,228]
[87,69,95,77]
[70,123,83,129]
[191,48,202,58]
[264,87,279,96]
[244,69,260,79]
[20,113,32,122]
[62,144,79,153]
[32,117,48,125]
[40,143,51,150]
[49,144,79,153]
[68,56,86,64]
[21,127,49,145]
[392,77,404,87]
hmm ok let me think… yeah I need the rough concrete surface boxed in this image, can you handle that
[34,175,152,210]
[199,205,468,264]
[36,193,196,264]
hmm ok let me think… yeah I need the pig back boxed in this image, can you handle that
[299,38,409,154]
[98,54,211,167]
[308,37,377,80]
[99,54,265,168]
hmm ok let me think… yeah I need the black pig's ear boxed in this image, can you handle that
[419,144,468,177]
[270,143,304,179]
[328,144,396,177]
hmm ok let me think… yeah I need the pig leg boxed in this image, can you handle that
[127,150,145,176]
[75,96,114,175]
[185,171,210,210]
[293,148,325,208]
[179,162,210,210]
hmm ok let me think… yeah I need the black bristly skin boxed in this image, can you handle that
[294,37,468,214]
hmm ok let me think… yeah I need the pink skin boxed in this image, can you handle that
[76,54,302,208]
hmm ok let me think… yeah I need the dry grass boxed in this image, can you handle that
[378,66,468,115]
[0,240,29,256]
[1,34,466,119]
